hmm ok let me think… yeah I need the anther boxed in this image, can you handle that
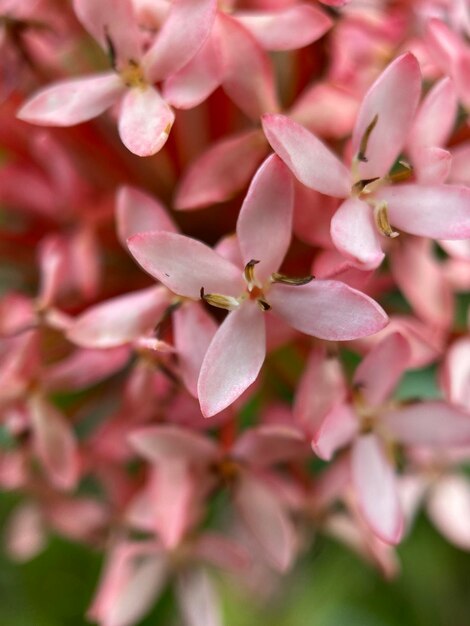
[244,259,260,291]
[271,272,314,286]
[357,114,378,163]
[374,202,399,238]
[200,287,240,311]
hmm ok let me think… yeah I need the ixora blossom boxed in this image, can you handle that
[310,332,470,544]
[128,155,388,417]
[262,52,470,270]
[16,0,216,155]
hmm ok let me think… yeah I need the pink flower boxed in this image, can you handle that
[17,0,216,155]
[128,155,388,416]
[262,52,470,270]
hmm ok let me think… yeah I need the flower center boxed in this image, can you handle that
[120,60,147,89]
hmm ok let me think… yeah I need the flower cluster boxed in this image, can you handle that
[1,0,470,624]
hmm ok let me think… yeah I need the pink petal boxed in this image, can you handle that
[428,475,470,550]
[45,347,130,392]
[218,13,279,120]
[235,473,295,571]
[330,198,385,270]
[262,114,350,197]
[294,347,347,432]
[312,403,358,461]
[175,129,268,210]
[382,402,470,446]
[192,533,250,573]
[73,0,140,64]
[37,235,68,309]
[390,237,454,329]
[354,332,411,408]
[17,73,124,126]
[118,86,174,156]
[235,5,332,51]
[127,231,244,299]
[351,434,403,545]
[413,146,452,185]
[5,503,46,562]
[28,394,79,491]
[90,546,167,626]
[69,227,101,301]
[290,82,359,139]
[237,155,293,281]
[163,31,223,109]
[142,0,216,81]
[377,184,470,239]
[116,185,178,246]
[408,77,458,153]
[352,52,421,180]
[441,337,470,411]
[233,424,308,466]
[198,301,266,417]
[450,142,470,185]
[67,287,171,348]
[173,302,218,397]
[129,425,219,462]
[268,280,388,340]
[176,568,222,626]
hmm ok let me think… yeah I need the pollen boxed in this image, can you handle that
[120,60,147,89]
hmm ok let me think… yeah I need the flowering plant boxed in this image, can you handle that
[2,0,470,624]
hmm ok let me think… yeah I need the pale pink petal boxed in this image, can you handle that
[262,114,350,197]
[352,53,422,180]
[37,235,68,309]
[5,503,46,562]
[439,239,470,261]
[28,394,79,491]
[290,82,359,139]
[163,31,223,109]
[233,424,308,466]
[142,0,216,81]
[312,403,358,460]
[192,533,250,572]
[198,301,266,417]
[413,146,452,185]
[176,568,222,626]
[48,498,108,541]
[235,5,332,51]
[237,155,293,281]
[330,197,385,270]
[116,185,178,245]
[428,475,470,550]
[441,337,470,411]
[382,402,470,446]
[268,281,388,340]
[378,184,470,239]
[129,425,219,462]
[127,231,244,299]
[45,347,130,392]
[351,434,403,545]
[17,73,124,126]
[408,77,458,153]
[73,0,140,63]
[294,347,347,432]
[312,249,374,291]
[449,142,470,185]
[152,460,195,548]
[218,13,279,120]
[175,129,268,210]
[98,549,167,626]
[353,332,411,407]
[390,237,454,329]
[173,302,217,397]
[67,287,171,348]
[118,87,174,157]
[235,472,295,571]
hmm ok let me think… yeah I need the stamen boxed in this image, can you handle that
[243,259,260,291]
[257,299,271,311]
[104,27,117,70]
[271,272,314,286]
[374,201,399,238]
[120,59,147,89]
[200,287,240,311]
[357,114,378,163]
[387,160,413,184]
